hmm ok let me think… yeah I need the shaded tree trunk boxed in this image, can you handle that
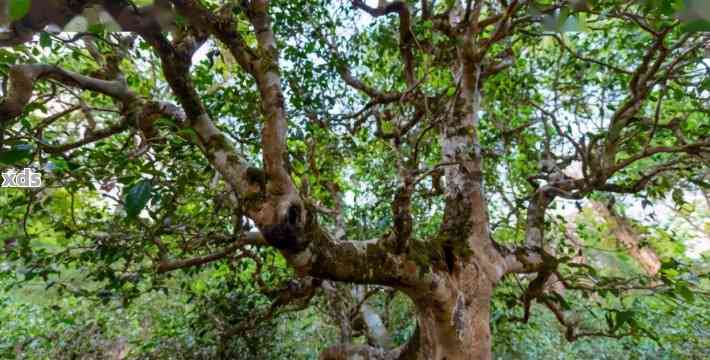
[399,264,495,360]
[320,264,496,360]
[408,297,492,359]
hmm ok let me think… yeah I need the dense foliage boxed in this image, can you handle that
[0,0,708,358]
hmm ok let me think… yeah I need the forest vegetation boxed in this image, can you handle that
[0,0,709,359]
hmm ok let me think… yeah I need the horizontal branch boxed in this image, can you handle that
[0,0,94,47]
[39,100,187,155]
[156,231,266,273]
[41,120,130,155]
[610,141,710,174]
[289,226,423,288]
[1,64,134,122]
[501,245,552,275]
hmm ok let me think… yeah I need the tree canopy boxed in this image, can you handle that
[0,0,709,359]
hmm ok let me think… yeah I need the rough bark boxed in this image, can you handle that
[321,267,495,360]
[403,268,494,360]
[320,343,392,360]
[3,2,707,359]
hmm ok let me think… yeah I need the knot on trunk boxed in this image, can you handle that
[262,203,308,252]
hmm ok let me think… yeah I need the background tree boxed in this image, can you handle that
[0,0,708,359]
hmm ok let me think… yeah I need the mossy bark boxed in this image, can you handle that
[401,263,495,360]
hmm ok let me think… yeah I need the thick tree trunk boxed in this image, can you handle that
[401,266,494,360]
[412,300,491,360]
[320,265,496,360]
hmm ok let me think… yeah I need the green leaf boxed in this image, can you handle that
[9,0,31,21]
[88,23,106,35]
[124,179,153,219]
[177,128,199,143]
[675,283,695,303]
[48,158,69,173]
[616,310,634,328]
[605,312,614,329]
[681,20,710,33]
[0,143,33,165]
[39,32,52,48]
[671,188,685,206]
